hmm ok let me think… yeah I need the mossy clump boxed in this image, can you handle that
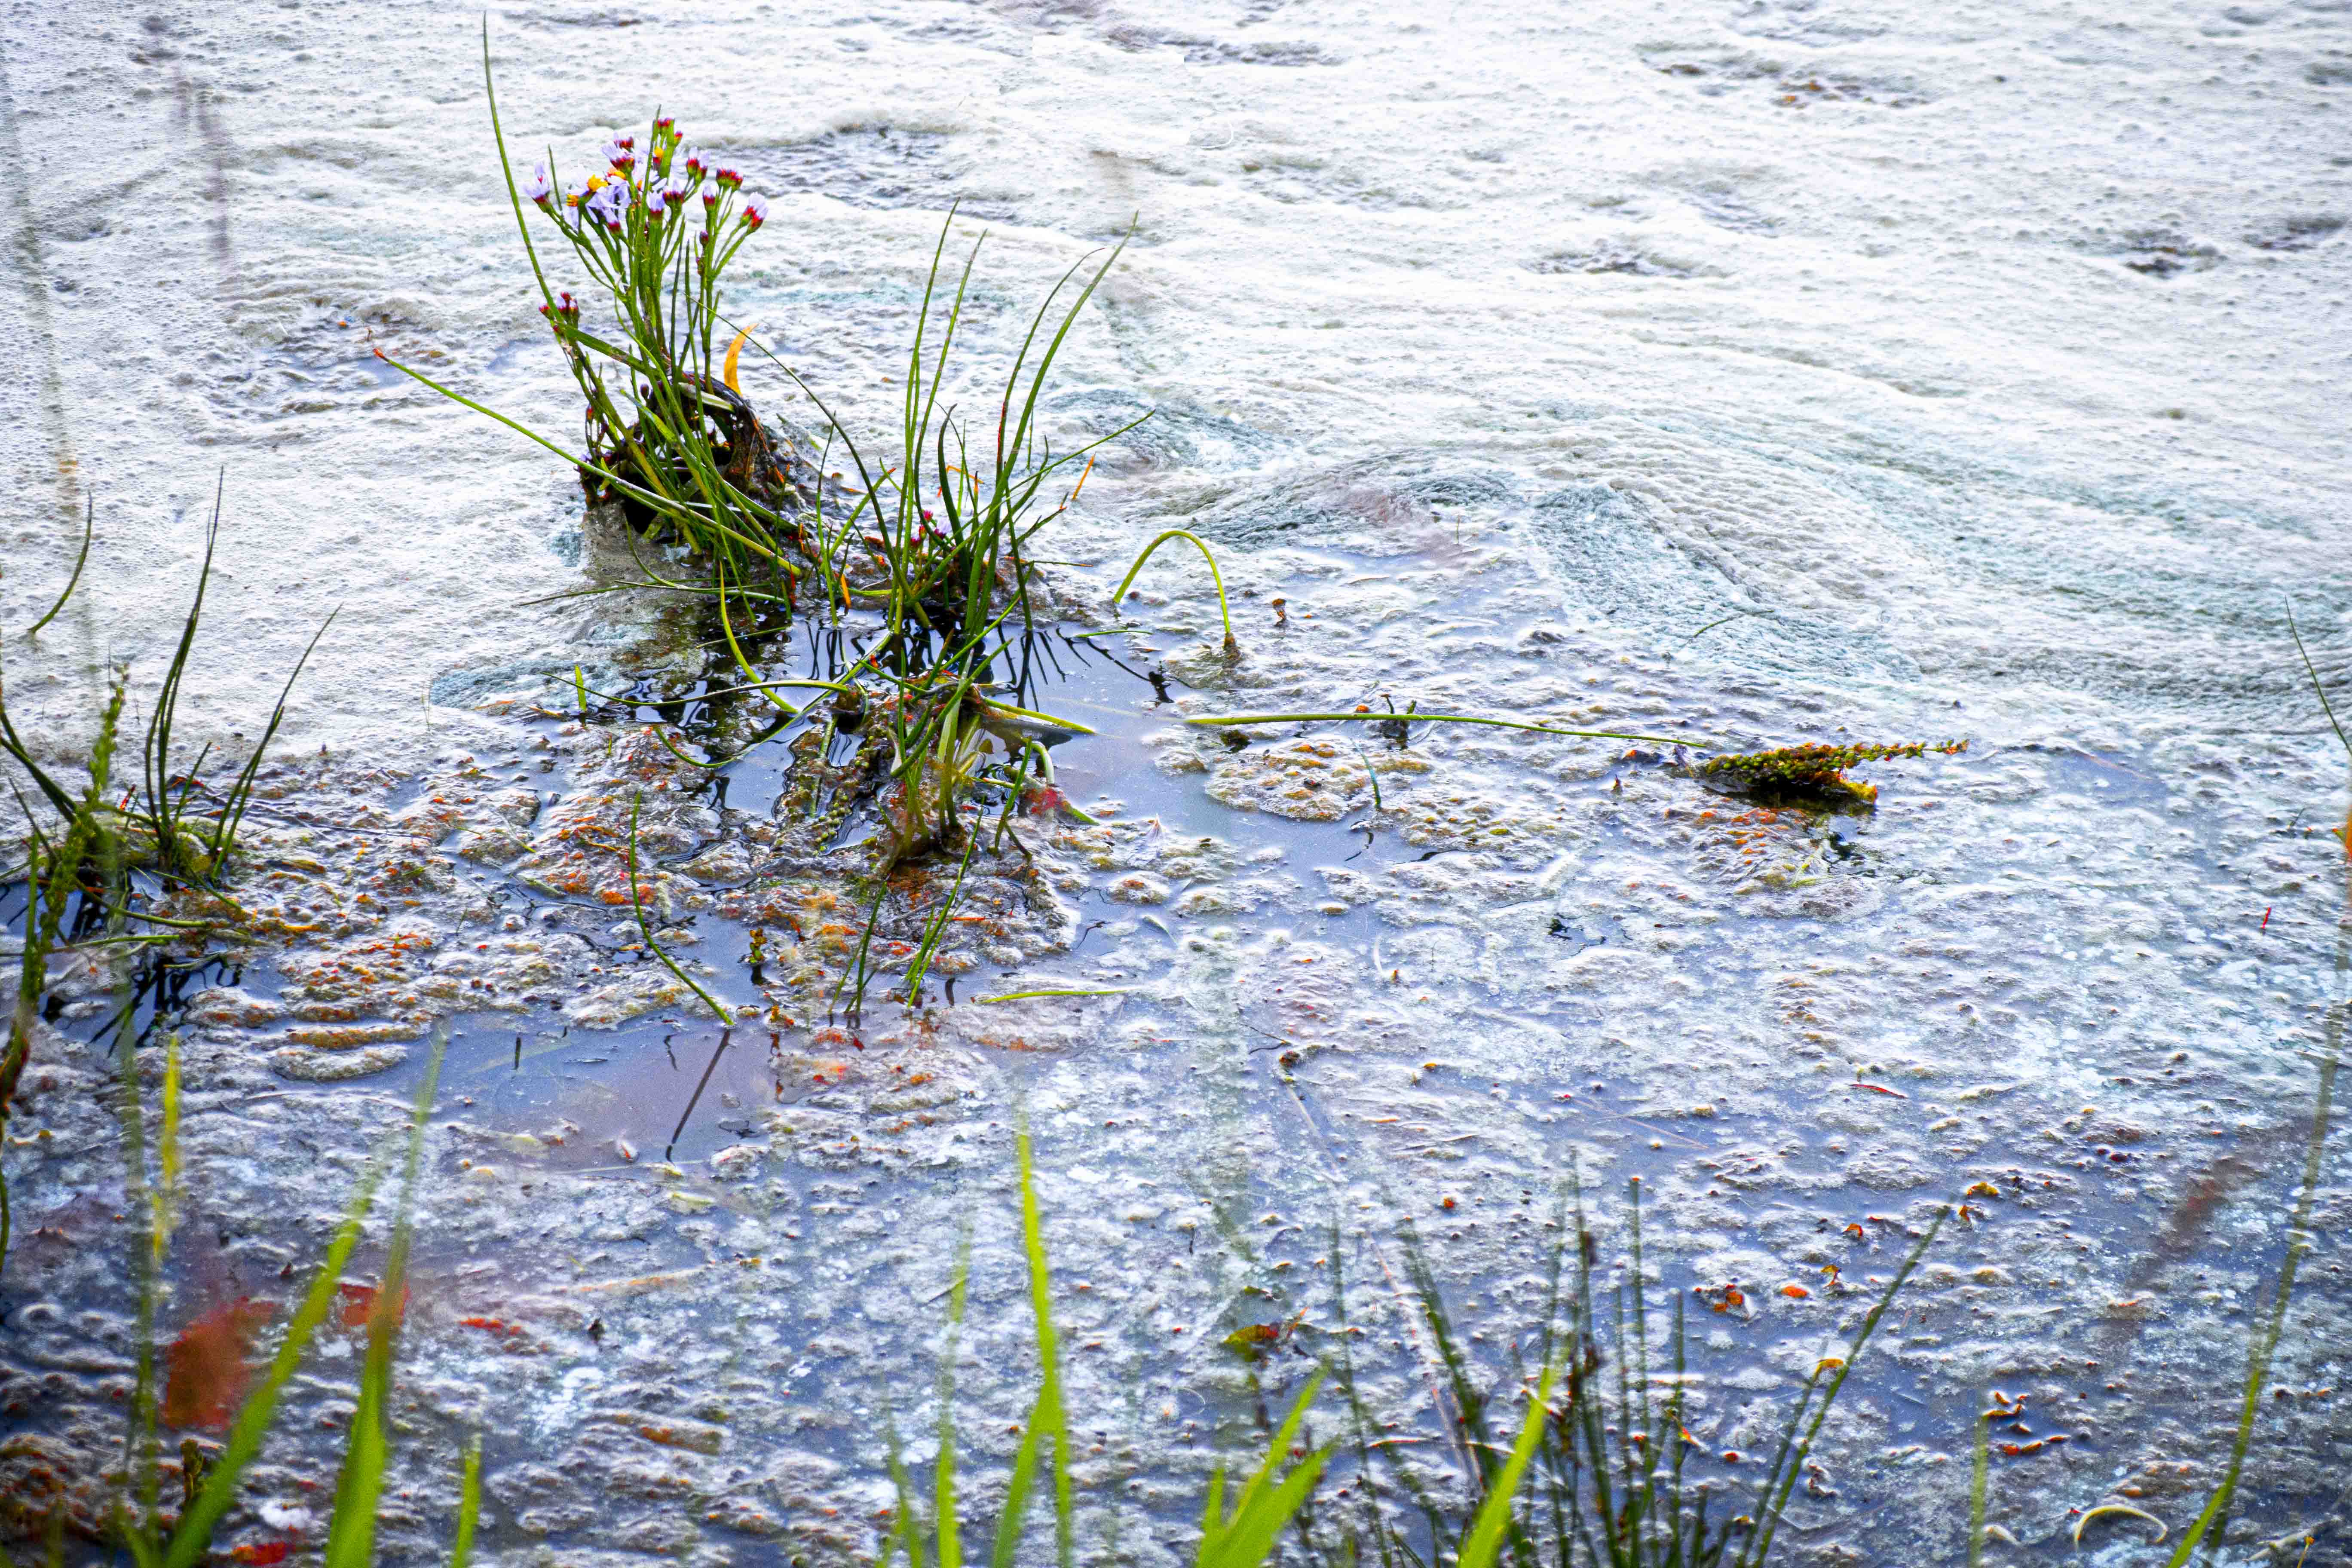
[1696,738,1968,808]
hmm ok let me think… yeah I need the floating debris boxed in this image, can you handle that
[1694,738,1969,808]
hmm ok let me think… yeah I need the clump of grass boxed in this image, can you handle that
[1311,1179,1945,1568]
[0,483,328,1272]
[1694,739,1968,808]
[397,31,1144,1017]
[1,482,333,897]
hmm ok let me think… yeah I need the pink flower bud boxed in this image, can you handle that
[741,193,770,228]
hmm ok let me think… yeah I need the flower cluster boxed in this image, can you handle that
[515,116,771,254]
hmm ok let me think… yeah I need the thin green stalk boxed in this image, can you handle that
[2285,600,2351,761]
[973,988,1128,1004]
[1457,1364,1556,1568]
[992,1125,1075,1568]
[24,493,93,637]
[904,830,980,1004]
[2162,1043,2338,1565]
[208,606,337,867]
[1966,1390,1988,1568]
[114,976,164,1561]
[1186,713,1690,746]
[140,477,224,885]
[1736,1206,1945,1568]
[626,793,734,1023]
[450,1435,484,1568]
[1197,1375,1332,1568]
[322,1026,446,1568]
[162,1069,425,1567]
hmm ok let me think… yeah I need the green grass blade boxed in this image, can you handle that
[1740,1204,1945,1568]
[1199,1453,1332,1568]
[2285,600,2352,762]
[1196,1375,1328,1568]
[934,1232,973,1568]
[449,1435,484,1568]
[1457,1365,1557,1568]
[1966,1392,1988,1568]
[2163,1044,2337,1567]
[627,793,734,1023]
[324,1024,444,1568]
[479,18,560,318]
[991,1128,1073,1568]
[24,492,93,637]
[209,606,336,866]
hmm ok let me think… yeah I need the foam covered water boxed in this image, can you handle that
[5,0,2352,1562]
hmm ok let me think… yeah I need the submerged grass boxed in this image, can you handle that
[882,1126,1329,1568]
[0,483,328,1275]
[1310,1180,1945,1568]
[104,1026,452,1568]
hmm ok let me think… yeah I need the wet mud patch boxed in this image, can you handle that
[724,128,1020,223]
[206,303,434,423]
[1528,238,1715,278]
[1048,389,1286,481]
[1101,26,1342,66]
[2245,213,2344,251]
[1676,181,1780,236]
[1642,46,1936,107]
[1723,0,1893,45]
[2087,226,2225,278]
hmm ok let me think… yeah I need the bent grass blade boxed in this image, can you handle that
[1111,530,1239,659]
[1185,712,1695,746]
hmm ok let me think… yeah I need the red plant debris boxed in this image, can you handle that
[162,1299,277,1430]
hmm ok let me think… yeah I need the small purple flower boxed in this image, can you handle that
[603,137,635,172]
[647,187,668,215]
[681,146,705,175]
[741,193,770,229]
[586,182,628,229]
[521,162,554,205]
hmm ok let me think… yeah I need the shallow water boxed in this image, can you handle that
[5,0,2352,1563]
